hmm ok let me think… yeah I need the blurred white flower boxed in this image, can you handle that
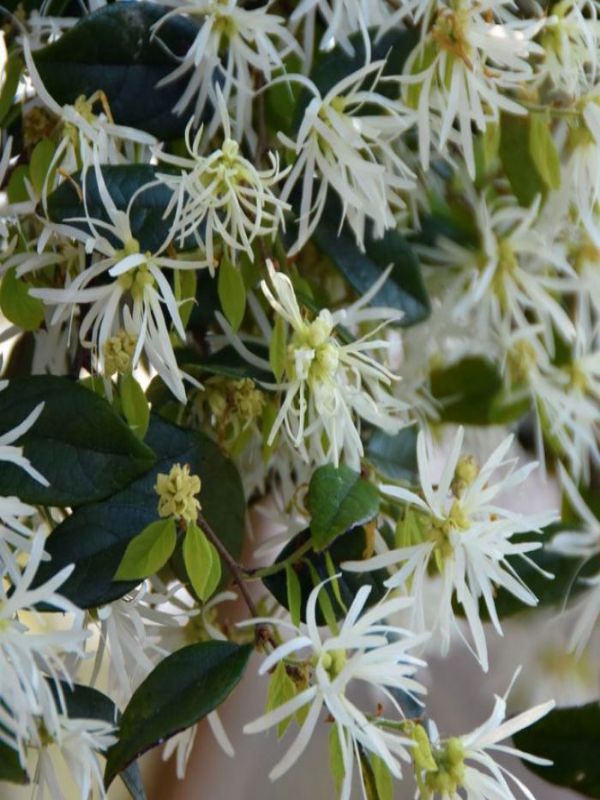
[403,0,544,176]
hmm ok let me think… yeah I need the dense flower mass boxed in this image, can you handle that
[1,0,599,796]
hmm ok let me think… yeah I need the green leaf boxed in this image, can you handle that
[0,267,45,332]
[114,518,177,581]
[33,415,245,608]
[218,256,246,332]
[266,662,297,738]
[529,112,560,191]
[183,521,222,601]
[269,315,287,382]
[285,563,302,628]
[46,164,188,254]
[0,742,28,785]
[33,2,203,139]
[0,54,23,126]
[264,527,387,624]
[174,269,197,330]
[7,165,30,204]
[366,424,418,483]
[120,372,150,439]
[308,465,379,551]
[29,138,56,197]
[329,724,345,795]
[371,755,393,800]
[499,113,547,206]
[104,641,252,788]
[0,376,155,507]
[430,357,503,425]
[514,702,600,798]
[313,195,430,327]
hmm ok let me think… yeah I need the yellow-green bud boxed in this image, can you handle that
[232,378,265,423]
[103,331,137,376]
[155,463,201,524]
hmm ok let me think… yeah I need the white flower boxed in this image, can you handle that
[153,0,297,147]
[30,160,205,401]
[551,463,600,656]
[222,260,408,469]
[413,676,554,799]
[155,93,289,267]
[243,580,428,796]
[344,428,557,670]
[23,39,155,202]
[279,61,416,253]
[290,0,394,66]
[0,530,87,764]
[540,0,600,96]
[0,397,49,571]
[403,0,544,176]
[422,193,576,349]
[31,714,116,800]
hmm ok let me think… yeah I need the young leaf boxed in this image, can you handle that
[0,376,155,507]
[218,255,247,332]
[266,662,297,738]
[120,372,150,439]
[114,518,177,581]
[32,415,244,609]
[371,755,393,800]
[29,138,56,197]
[269,315,287,382]
[104,641,252,788]
[329,724,346,795]
[0,267,45,332]
[529,112,560,191]
[308,465,379,551]
[285,563,302,628]
[174,269,197,330]
[183,521,222,601]
[0,53,23,125]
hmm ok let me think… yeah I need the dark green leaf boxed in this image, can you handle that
[514,702,600,798]
[308,465,379,551]
[430,357,503,425]
[264,527,387,624]
[499,113,546,207]
[0,376,155,507]
[104,641,252,788]
[33,414,245,608]
[46,165,189,254]
[33,2,203,139]
[0,742,28,785]
[366,424,418,483]
[313,195,430,326]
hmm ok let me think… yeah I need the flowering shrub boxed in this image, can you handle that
[0,0,599,797]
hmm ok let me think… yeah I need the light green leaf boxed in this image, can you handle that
[499,113,547,206]
[0,54,23,125]
[269,315,287,382]
[218,256,246,332]
[329,724,345,796]
[29,138,56,197]
[114,518,176,581]
[0,267,45,332]
[266,662,297,738]
[7,165,30,204]
[120,372,150,439]
[308,465,380,551]
[174,269,197,330]
[529,112,561,191]
[371,755,393,800]
[285,563,302,628]
[183,521,222,601]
